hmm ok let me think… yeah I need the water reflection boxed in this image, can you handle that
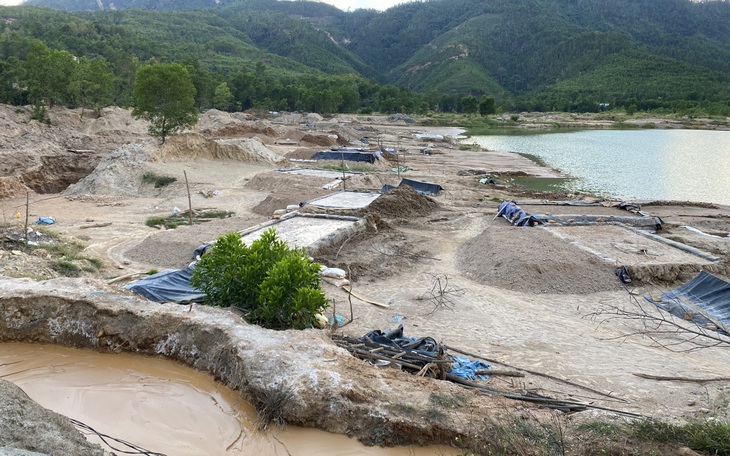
[470,129,730,205]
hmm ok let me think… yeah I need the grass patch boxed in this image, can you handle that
[255,383,294,430]
[52,259,81,277]
[146,209,235,230]
[630,419,730,456]
[578,420,622,436]
[142,171,177,188]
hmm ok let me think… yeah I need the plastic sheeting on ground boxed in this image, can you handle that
[644,271,730,335]
[400,178,443,196]
[497,201,540,226]
[124,266,204,304]
[311,151,376,164]
[380,179,443,196]
[361,326,490,380]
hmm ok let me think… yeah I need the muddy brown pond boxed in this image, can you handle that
[0,343,458,456]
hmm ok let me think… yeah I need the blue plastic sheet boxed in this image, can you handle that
[449,355,491,380]
[36,217,55,225]
[497,201,539,226]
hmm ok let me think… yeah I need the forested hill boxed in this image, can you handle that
[5,0,730,114]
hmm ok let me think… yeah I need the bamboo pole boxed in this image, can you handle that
[24,191,29,242]
[184,170,193,226]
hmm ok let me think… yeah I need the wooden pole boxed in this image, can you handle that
[184,171,193,226]
[24,191,29,242]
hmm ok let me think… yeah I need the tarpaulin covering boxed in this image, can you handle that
[361,326,490,379]
[399,178,442,196]
[497,201,540,226]
[645,271,730,335]
[312,151,376,164]
[124,266,204,304]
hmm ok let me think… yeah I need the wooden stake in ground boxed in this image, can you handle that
[184,170,193,226]
[24,191,29,242]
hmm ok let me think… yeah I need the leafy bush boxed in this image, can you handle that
[52,259,81,277]
[191,229,328,330]
[141,171,177,188]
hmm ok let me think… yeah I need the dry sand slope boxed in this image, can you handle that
[1,106,730,454]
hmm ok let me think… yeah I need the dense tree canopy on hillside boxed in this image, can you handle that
[0,0,728,115]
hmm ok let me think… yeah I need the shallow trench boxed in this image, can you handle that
[0,277,496,453]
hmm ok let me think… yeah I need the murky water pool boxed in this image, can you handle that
[0,343,458,456]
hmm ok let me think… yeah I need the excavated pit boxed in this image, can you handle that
[0,277,509,452]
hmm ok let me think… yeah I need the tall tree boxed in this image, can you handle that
[479,95,497,115]
[213,82,233,111]
[132,62,198,144]
[75,57,114,118]
[25,42,77,108]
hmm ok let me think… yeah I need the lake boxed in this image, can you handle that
[468,129,730,206]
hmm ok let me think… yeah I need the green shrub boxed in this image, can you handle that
[142,171,177,188]
[190,229,328,330]
[52,259,81,277]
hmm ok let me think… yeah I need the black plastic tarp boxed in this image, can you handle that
[399,178,442,195]
[124,266,204,304]
[644,271,730,335]
[312,151,376,164]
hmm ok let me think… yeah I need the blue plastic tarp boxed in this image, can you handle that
[644,271,730,335]
[450,356,491,380]
[124,266,204,304]
[497,201,539,226]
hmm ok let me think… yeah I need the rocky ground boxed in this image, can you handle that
[1,106,729,455]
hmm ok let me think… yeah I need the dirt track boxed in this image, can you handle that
[2,106,730,452]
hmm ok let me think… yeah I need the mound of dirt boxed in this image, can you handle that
[0,380,106,456]
[0,176,27,198]
[244,171,330,195]
[367,185,439,218]
[205,121,278,140]
[123,215,268,269]
[252,194,304,216]
[300,133,338,147]
[195,109,252,132]
[65,142,156,196]
[457,226,622,294]
[152,133,285,164]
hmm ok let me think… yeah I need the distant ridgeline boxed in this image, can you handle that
[2,0,729,115]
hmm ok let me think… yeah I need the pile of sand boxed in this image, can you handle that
[248,173,331,216]
[195,109,251,132]
[0,176,27,198]
[152,133,285,164]
[456,225,622,294]
[367,185,439,218]
[124,215,269,269]
[300,133,339,147]
[65,142,156,196]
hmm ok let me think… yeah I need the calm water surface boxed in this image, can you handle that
[470,129,730,205]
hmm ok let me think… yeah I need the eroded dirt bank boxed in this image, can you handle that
[1,105,729,455]
[0,277,513,452]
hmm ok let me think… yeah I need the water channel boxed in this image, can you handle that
[468,129,730,206]
[0,343,458,456]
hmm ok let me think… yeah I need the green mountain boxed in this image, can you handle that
[4,0,730,113]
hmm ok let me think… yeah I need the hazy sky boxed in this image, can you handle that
[0,0,409,10]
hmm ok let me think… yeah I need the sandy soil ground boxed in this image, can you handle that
[2,106,730,442]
